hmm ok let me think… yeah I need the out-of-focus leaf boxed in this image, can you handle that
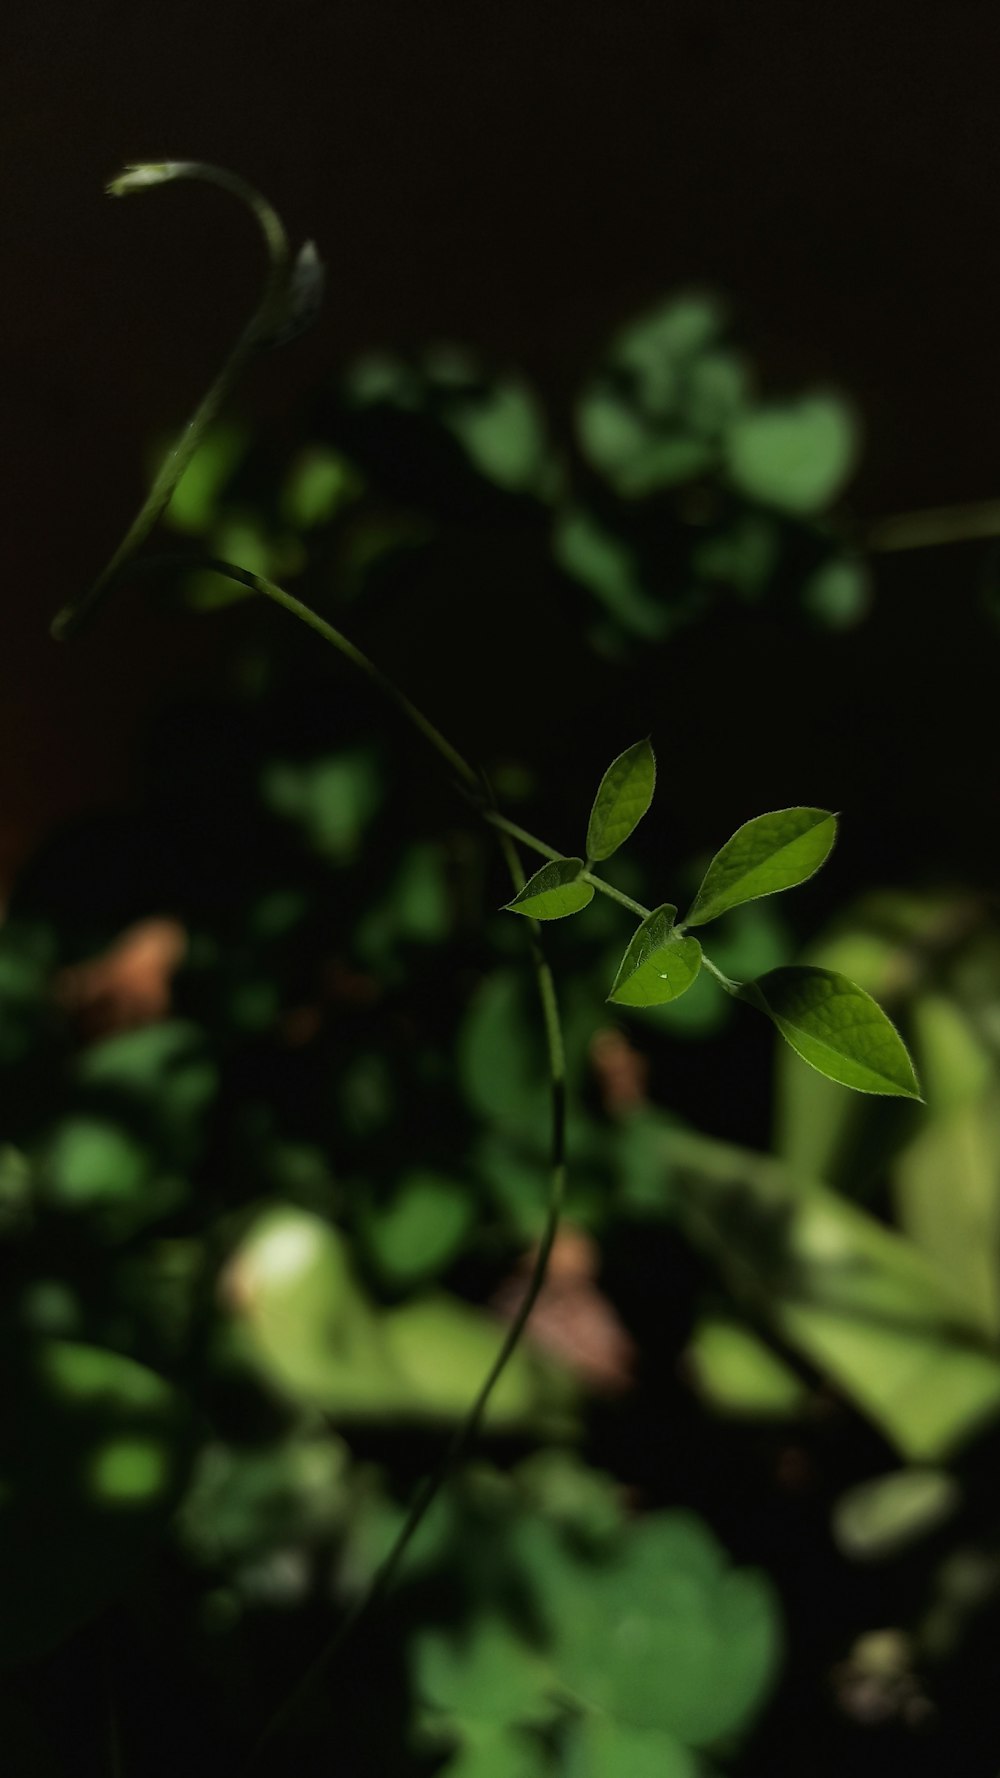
[226,1207,574,1432]
[0,1341,192,1663]
[415,1615,551,1726]
[686,1316,809,1419]
[362,1170,474,1287]
[434,1727,550,1778]
[280,446,363,529]
[832,1468,960,1562]
[261,748,382,863]
[383,1295,577,1435]
[725,395,857,514]
[550,1513,781,1745]
[801,555,871,628]
[586,739,656,862]
[162,422,247,534]
[564,1715,697,1778]
[446,380,556,496]
[552,509,670,640]
[892,1082,1000,1334]
[663,1124,1000,1460]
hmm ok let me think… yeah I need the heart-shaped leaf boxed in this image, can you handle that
[586,741,656,862]
[747,966,921,1098]
[685,809,836,927]
[608,905,702,1007]
[725,395,857,514]
[503,859,594,921]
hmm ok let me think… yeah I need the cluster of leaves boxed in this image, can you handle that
[505,740,918,1101]
[155,291,869,652]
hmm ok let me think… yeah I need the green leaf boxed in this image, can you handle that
[832,1468,959,1561]
[608,904,702,1008]
[748,966,921,1099]
[725,394,858,515]
[685,808,837,927]
[664,1124,1000,1460]
[0,1342,192,1663]
[586,740,656,862]
[414,1614,551,1726]
[503,859,593,922]
[363,1171,474,1287]
[686,1316,810,1419]
[564,1716,697,1778]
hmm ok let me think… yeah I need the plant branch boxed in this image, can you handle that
[51,163,295,642]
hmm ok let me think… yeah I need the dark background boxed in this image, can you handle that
[4,0,1000,882]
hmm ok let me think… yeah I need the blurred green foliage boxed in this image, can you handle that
[6,291,1000,1776]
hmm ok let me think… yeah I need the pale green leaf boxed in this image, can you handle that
[686,1317,809,1419]
[607,904,702,1007]
[725,394,858,515]
[664,1124,1000,1460]
[749,966,921,1099]
[833,1468,959,1561]
[586,740,656,861]
[685,808,836,927]
[503,859,593,922]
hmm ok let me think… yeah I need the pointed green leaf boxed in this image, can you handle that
[503,858,593,921]
[685,808,836,927]
[608,904,702,1007]
[748,967,921,1099]
[586,740,656,862]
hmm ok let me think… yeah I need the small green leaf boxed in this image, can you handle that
[832,1468,959,1561]
[608,905,702,1007]
[686,808,836,927]
[586,740,656,862]
[503,859,594,922]
[747,966,921,1099]
[725,394,857,515]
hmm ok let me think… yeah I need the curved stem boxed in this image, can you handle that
[51,164,294,642]
[125,559,564,1772]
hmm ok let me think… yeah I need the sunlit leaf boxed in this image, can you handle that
[685,808,837,927]
[503,859,593,922]
[664,1124,1000,1460]
[725,394,858,514]
[748,966,921,1098]
[586,739,656,862]
[686,1317,809,1419]
[607,905,702,1008]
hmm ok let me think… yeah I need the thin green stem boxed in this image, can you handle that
[483,812,653,919]
[867,498,1000,554]
[51,164,294,642]
[700,952,743,996]
[482,810,565,862]
[137,557,482,795]
[581,872,649,919]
